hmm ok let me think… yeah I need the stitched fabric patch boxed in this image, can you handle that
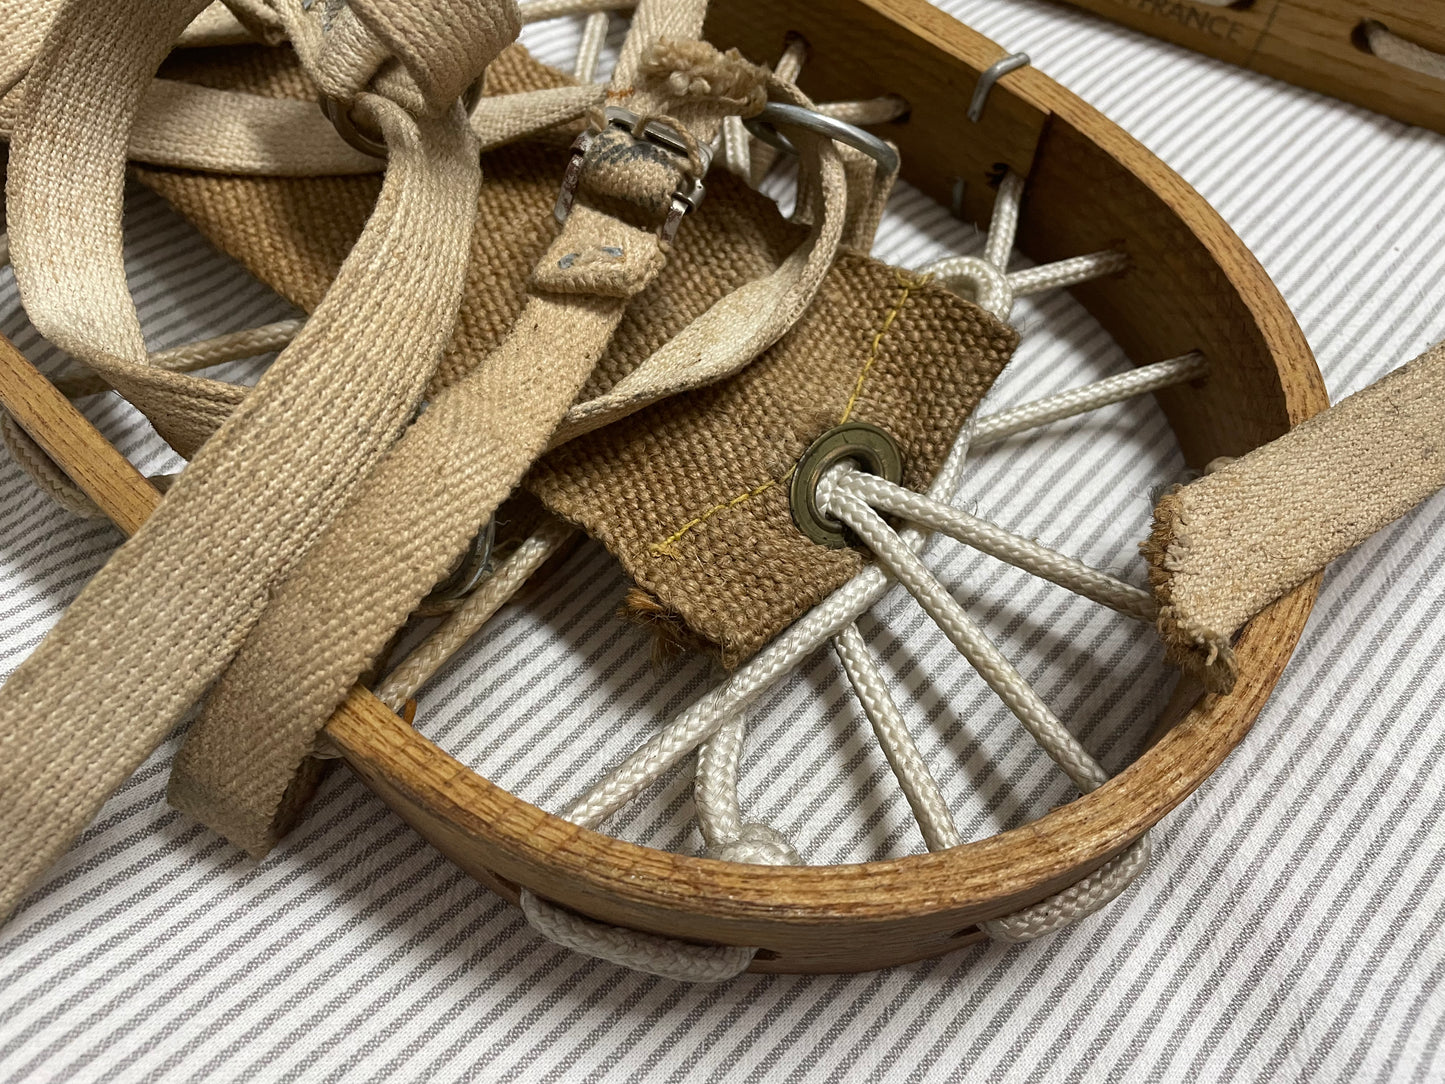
[133,41,1015,667]
[529,260,1016,666]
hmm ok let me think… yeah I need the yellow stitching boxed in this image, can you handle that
[840,270,924,423]
[648,272,924,557]
[650,467,797,556]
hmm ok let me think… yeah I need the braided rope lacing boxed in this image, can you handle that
[449,169,1189,977]
[1360,19,1445,80]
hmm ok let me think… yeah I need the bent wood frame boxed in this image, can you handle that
[0,0,1328,973]
[1050,0,1445,137]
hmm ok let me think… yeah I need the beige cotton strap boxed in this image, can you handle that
[0,1,375,180]
[0,0,61,96]
[0,0,511,922]
[167,0,766,854]
[349,0,522,116]
[1145,340,1445,692]
[472,82,605,151]
[5,0,244,457]
[549,13,853,441]
[129,79,380,175]
[0,0,272,98]
[0,73,599,175]
[554,76,846,442]
[170,288,642,855]
[177,2,256,47]
[0,12,839,450]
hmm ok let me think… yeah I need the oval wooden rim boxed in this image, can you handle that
[0,0,1330,974]
[328,0,1330,972]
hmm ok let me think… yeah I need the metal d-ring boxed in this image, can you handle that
[420,518,498,613]
[967,51,1030,123]
[790,422,905,548]
[743,102,901,178]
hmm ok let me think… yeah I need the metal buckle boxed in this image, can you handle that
[552,106,712,244]
[742,102,901,179]
[418,518,497,614]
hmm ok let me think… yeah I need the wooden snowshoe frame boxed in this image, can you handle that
[0,0,1327,972]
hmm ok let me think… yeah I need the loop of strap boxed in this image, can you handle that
[0,0,501,922]
[167,0,789,857]
[277,0,520,120]
[347,0,522,116]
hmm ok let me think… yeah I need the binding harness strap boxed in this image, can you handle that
[1146,339,1445,693]
[0,0,511,920]
[0,0,865,911]
[0,0,1177,972]
[0,0,1439,983]
[167,0,829,856]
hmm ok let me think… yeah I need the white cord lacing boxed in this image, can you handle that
[0,13,1197,979]
[830,468,1158,622]
[519,889,758,982]
[514,162,1202,979]
[1360,19,1445,80]
[972,351,1205,446]
[572,10,610,82]
[818,469,1111,794]
[55,319,305,399]
[832,623,962,850]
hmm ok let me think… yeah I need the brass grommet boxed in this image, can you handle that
[319,94,388,158]
[319,81,485,160]
[789,422,904,548]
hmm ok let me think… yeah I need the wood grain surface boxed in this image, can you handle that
[1050,0,1445,134]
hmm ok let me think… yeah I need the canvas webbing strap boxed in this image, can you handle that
[168,185,676,854]
[166,0,825,854]
[0,0,514,921]
[0,78,383,176]
[1145,339,1445,692]
[0,4,603,176]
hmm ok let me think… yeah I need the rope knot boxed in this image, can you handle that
[639,38,769,117]
[710,822,800,866]
[309,0,520,131]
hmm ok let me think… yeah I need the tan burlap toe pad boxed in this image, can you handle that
[530,264,1016,667]
[134,42,1016,668]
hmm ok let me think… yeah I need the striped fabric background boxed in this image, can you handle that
[2,0,1443,1080]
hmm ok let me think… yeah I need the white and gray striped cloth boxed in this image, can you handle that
[2,1,1443,1080]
